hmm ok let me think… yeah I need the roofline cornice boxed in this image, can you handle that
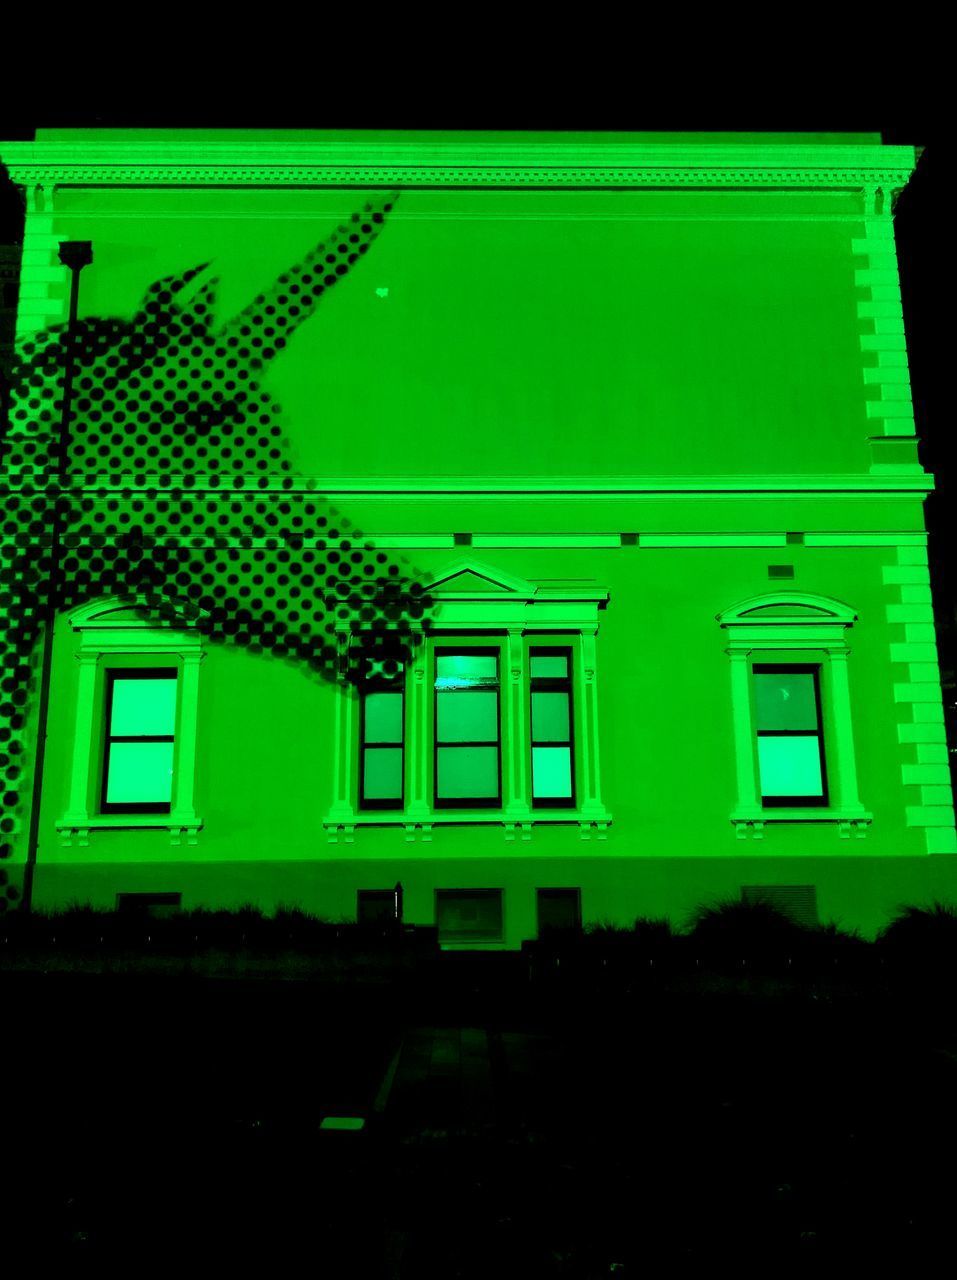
[0,140,918,191]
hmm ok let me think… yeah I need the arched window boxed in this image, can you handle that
[56,598,204,847]
[716,592,871,839]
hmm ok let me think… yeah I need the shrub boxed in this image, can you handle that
[877,902,957,974]
[687,897,807,971]
[632,916,676,945]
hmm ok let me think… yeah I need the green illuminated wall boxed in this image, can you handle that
[0,131,953,943]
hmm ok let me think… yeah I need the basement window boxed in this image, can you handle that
[436,889,503,943]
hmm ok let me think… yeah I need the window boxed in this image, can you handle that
[753,665,827,807]
[357,889,399,924]
[434,649,501,808]
[359,679,405,810]
[323,562,612,839]
[436,889,503,942]
[537,888,581,936]
[530,648,575,807]
[57,599,204,843]
[101,669,178,813]
[717,592,870,835]
[740,885,818,927]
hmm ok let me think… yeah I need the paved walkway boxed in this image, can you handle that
[382,1026,499,1139]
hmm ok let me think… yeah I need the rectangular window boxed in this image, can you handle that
[434,649,501,808]
[753,664,828,807]
[436,889,503,942]
[530,647,575,807]
[740,885,818,927]
[357,889,399,924]
[101,669,178,814]
[537,888,582,937]
[360,679,405,810]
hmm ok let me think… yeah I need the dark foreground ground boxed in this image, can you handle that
[3,954,956,1275]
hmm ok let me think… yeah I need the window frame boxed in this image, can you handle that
[529,645,576,810]
[752,662,829,809]
[717,592,871,835]
[99,666,179,815]
[432,644,503,810]
[435,888,504,943]
[358,678,406,812]
[322,562,612,839]
[56,598,204,844]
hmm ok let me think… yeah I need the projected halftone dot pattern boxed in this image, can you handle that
[0,194,433,894]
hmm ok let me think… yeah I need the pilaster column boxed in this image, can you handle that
[504,626,531,819]
[826,648,864,812]
[61,651,100,824]
[169,649,203,824]
[325,629,357,823]
[578,627,608,819]
[728,649,759,811]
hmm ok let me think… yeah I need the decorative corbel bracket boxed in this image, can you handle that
[504,822,533,842]
[733,820,766,840]
[579,820,609,841]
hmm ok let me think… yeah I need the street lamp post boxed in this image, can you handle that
[21,241,93,913]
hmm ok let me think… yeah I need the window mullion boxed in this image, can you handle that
[578,627,607,819]
[504,628,531,819]
[405,643,430,821]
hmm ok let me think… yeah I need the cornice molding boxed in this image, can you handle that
[0,141,918,191]
[0,471,936,494]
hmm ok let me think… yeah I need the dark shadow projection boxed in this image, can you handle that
[0,193,432,885]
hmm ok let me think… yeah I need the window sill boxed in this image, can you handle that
[730,807,872,840]
[322,807,612,843]
[56,814,203,847]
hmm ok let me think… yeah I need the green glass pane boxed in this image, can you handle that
[530,654,569,679]
[531,691,570,743]
[364,691,403,744]
[754,671,819,731]
[363,747,403,800]
[106,741,174,804]
[435,653,498,689]
[110,676,177,737]
[436,690,498,743]
[436,746,499,799]
[532,746,573,798]
[757,736,823,798]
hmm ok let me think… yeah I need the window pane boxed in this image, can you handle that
[757,736,824,798]
[436,746,499,799]
[357,890,396,924]
[363,747,403,800]
[531,691,570,743]
[537,888,581,935]
[110,676,177,737]
[364,691,403,744]
[532,746,573,799]
[754,672,819,731]
[435,653,498,688]
[436,690,498,743]
[530,654,569,679]
[436,890,503,941]
[106,741,174,804]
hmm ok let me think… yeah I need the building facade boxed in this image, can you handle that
[0,130,954,945]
